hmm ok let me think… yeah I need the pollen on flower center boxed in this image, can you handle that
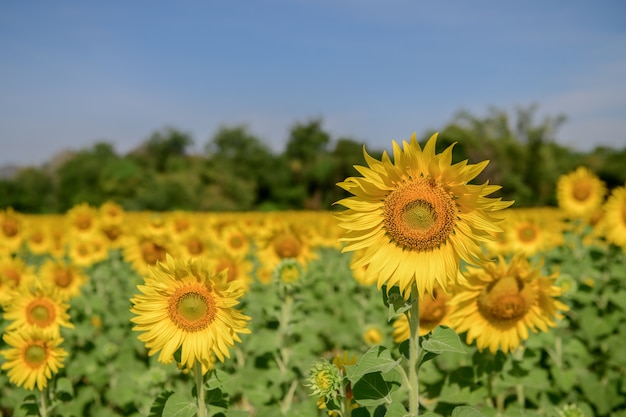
[478,276,531,321]
[383,178,457,251]
[27,300,56,327]
[168,285,217,332]
[24,344,47,368]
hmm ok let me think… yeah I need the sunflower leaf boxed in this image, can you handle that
[421,326,467,355]
[345,345,402,383]
[162,392,197,417]
[19,394,39,416]
[148,391,174,417]
[451,405,485,417]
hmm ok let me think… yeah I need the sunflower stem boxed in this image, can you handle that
[194,361,207,417]
[39,386,49,417]
[407,282,420,416]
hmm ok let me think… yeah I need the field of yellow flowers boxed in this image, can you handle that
[1,136,626,417]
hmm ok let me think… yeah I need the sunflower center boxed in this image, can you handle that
[273,233,301,259]
[383,178,457,251]
[216,259,238,282]
[24,344,48,368]
[2,220,19,237]
[518,225,538,243]
[54,268,73,288]
[31,231,44,244]
[229,235,244,249]
[141,241,167,265]
[187,238,204,255]
[420,296,447,325]
[168,285,216,332]
[4,268,21,286]
[572,181,591,201]
[103,226,122,242]
[478,276,531,321]
[75,214,93,230]
[27,299,56,328]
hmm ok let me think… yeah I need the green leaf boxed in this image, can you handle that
[384,402,408,417]
[451,406,485,417]
[421,326,467,355]
[345,345,402,383]
[149,391,174,417]
[205,369,232,390]
[162,393,197,417]
[55,377,74,401]
[206,388,229,409]
[352,372,401,407]
[352,408,371,417]
[20,394,39,417]
[382,285,415,320]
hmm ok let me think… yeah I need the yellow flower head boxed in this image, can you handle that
[130,255,251,373]
[557,166,606,218]
[1,328,68,391]
[603,184,626,249]
[335,133,512,297]
[448,255,568,354]
[39,259,87,301]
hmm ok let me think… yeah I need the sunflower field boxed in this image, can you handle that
[1,133,626,417]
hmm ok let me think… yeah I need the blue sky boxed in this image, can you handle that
[1,0,625,166]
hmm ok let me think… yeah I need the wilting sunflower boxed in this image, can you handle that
[603,184,626,249]
[1,328,68,391]
[557,166,607,219]
[3,285,74,337]
[335,133,512,297]
[392,282,454,341]
[130,255,251,373]
[448,255,568,354]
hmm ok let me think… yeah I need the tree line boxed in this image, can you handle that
[1,106,625,213]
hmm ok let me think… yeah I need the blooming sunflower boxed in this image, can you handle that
[447,255,568,354]
[503,211,553,257]
[130,255,251,373]
[122,231,175,277]
[335,133,512,297]
[557,166,607,219]
[66,202,100,236]
[1,328,68,391]
[255,221,318,271]
[0,256,36,306]
[39,259,87,301]
[0,208,24,254]
[3,284,74,337]
[603,184,626,249]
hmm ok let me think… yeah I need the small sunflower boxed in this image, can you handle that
[557,166,607,218]
[212,250,253,290]
[1,328,68,391]
[3,285,74,337]
[255,221,318,271]
[603,184,626,249]
[503,211,552,257]
[448,255,568,354]
[0,256,36,306]
[306,359,343,403]
[0,208,24,253]
[39,259,87,301]
[99,201,125,225]
[66,203,100,236]
[218,225,251,258]
[335,133,512,297]
[24,222,51,255]
[122,231,175,277]
[130,255,251,373]
[363,325,383,346]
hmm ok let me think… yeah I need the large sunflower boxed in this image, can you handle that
[130,255,251,373]
[556,166,606,218]
[447,255,568,354]
[1,328,68,391]
[335,133,512,297]
[603,184,626,249]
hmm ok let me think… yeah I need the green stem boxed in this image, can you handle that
[407,282,420,416]
[39,386,49,417]
[516,383,525,410]
[194,361,207,417]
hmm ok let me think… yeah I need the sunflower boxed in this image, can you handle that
[0,208,24,254]
[122,231,176,277]
[39,259,87,301]
[603,184,626,249]
[67,233,109,268]
[0,256,36,306]
[503,211,553,257]
[3,285,74,337]
[218,225,251,258]
[392,282,453,341]
[66,202,100,236]
[24,221,52,255]
[212,250,254,290]
[177,229,211,260]
[335,133,512,297]
[99,200,125,224]
[1,328,68,391]
[448,255,568,354]
[255,221,318,271]
[557,166,607,219]
[130,255,251,373]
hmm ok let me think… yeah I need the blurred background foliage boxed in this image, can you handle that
[1,105,625,213]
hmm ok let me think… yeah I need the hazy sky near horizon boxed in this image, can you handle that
[1,0,625,166]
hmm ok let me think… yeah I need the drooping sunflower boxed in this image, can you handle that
[1,328,68,391]
[130,255,251,373]
[603,184,626,249]
[335,133,512,297]
[556,166,607,219]
[3,284,74,337]
[447,255,568,354]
